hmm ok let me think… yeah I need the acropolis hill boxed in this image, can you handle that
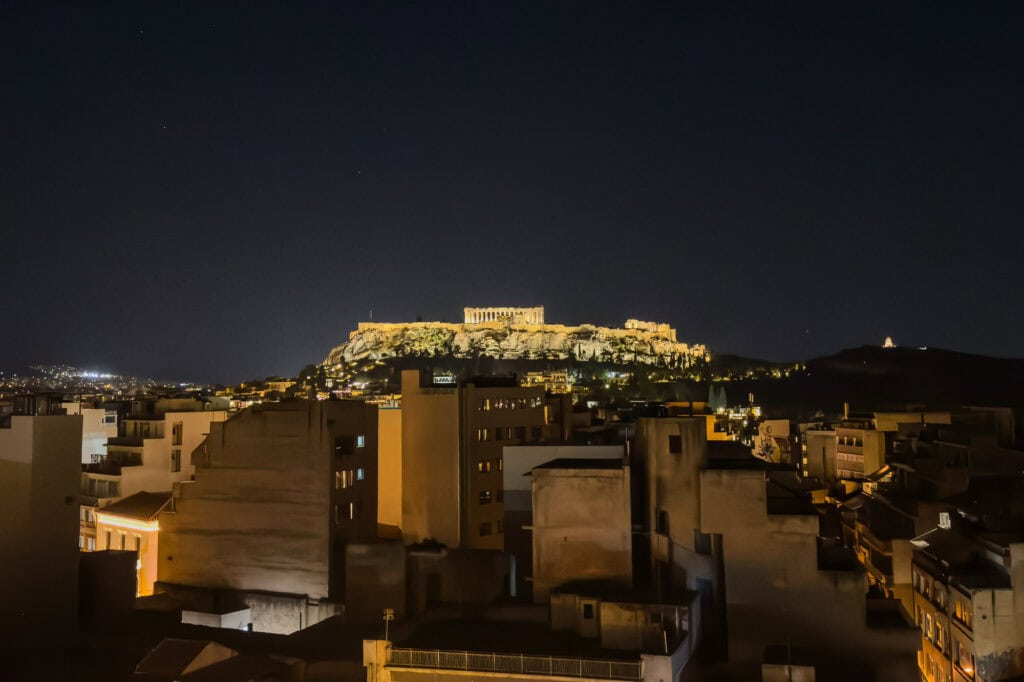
[323,306,708,370]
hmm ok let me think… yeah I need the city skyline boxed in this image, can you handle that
[4,2,1023,381]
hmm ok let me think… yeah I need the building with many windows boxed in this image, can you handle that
[911,491,1024,682]
[79,398,228,550]
[401,370,568,551]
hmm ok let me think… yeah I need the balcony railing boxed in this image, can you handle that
[386,648,642,681]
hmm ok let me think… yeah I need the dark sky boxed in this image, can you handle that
[3,1,1022,383]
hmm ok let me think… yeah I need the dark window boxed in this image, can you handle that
[531,426,543,441]
[480,490,492,504]
[656,509,670,535]
[668,435,682,454]
[335,436,354,456]
[479,522,492,536]
[583,603,594,619]
[515,425,526,440]
[694,530,712,555]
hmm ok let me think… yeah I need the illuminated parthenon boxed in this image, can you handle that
[464,306,545,325]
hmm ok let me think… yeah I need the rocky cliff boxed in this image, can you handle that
[323,321,708,369]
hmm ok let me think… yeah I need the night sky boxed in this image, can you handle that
[3,2,1022,383]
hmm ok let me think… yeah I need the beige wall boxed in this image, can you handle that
[0,415,82,641]
[94,513,159,596]
[700,467,917,678]
[531,464,632,603]
[804,430,836,481]
[401,370,461,547]
[636,418,706,552]
[378,407,403,531]
[159,401,376,606]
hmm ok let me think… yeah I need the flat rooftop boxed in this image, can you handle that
[397,618,638,659]
[533,458,624,471]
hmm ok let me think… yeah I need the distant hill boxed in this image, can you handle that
[721,345,1024,418]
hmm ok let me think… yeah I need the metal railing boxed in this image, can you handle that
[386,648,642,680]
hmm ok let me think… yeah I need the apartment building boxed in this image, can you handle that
[79,398,228,549]
[94,490,172,596]
[530,458,632,603]
[0,405,82,640]
[157,399,378,633]
[401,370,568,550]
[912,517,1024,682]
[835,420,887,479]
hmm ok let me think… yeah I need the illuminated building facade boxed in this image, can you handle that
[401,370,569,551]
[0,408,82,641]
[835,421,887,480]
[94,491,171,596]
[912,524,1024,682]
[80,399,228,549]
[157,400,379,633]
[530,458,632,603]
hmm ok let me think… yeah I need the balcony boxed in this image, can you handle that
[107,436,144,447]
[386,648,642,681]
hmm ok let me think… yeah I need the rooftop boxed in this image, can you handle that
[397,618,637,660]
[532,458,624,471]
[98,491,173,521]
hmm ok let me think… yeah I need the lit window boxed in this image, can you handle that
[477,461,491,473]
[356,435,365,448]
[497,457,503,471]
[480,491,492,504]
[356,468,365,481]
[480,399,490,411]
[477,428,490,441]
[348,502,355,519]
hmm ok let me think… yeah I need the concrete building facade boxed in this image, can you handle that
[0,411,82,641]
[80,399,228,548]
[531,459,632,603]
[912,524,1024,682]
[400,370,560,551]
[157,400,378,632]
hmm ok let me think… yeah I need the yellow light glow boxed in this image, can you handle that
[95,514,159,532]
